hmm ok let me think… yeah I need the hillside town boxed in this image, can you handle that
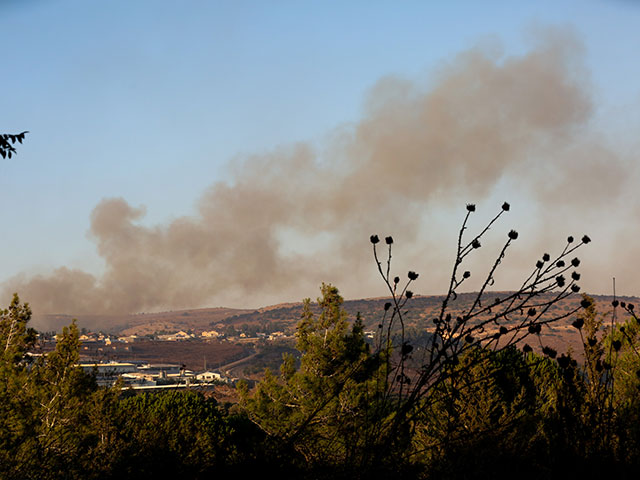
[34,326,297,389]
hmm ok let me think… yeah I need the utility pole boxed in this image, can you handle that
[613,277,617,325]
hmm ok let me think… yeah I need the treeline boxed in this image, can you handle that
[3,288,640,479]
[239,285,640,479]
[0,294,269,479]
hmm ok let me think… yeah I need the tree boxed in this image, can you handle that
[240,283,383,473]
[0,294,38,479]
[30,320,99,472]
[607,300,640,405]
[113,390,237,477]
[0,293,36,364]
[0,295,111,479]
[412,346,558,478]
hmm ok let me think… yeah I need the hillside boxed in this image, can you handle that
[34,306,255,334]
[36,292,639,357]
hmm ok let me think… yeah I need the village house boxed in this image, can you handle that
[201,330,221,338]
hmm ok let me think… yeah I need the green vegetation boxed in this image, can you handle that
[239,284,382,473]
[242,339,297,376]
[2,204,640,479]
[0,293,266,479]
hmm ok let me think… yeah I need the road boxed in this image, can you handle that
[218,351,259,375]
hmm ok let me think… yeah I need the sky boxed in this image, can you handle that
[2,0,640,321]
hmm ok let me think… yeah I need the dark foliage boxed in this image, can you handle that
[0,131,28,159]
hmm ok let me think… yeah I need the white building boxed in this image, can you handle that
[195,371,224,383]
[201,330,221,338]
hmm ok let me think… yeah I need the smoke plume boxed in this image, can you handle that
[4,30,637,319]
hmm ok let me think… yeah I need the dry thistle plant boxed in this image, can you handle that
[369,202,592,447]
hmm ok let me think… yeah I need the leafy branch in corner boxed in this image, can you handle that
[0,131,28,159]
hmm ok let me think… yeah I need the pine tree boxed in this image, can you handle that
[240,283,381,471]
[0,295,39,479]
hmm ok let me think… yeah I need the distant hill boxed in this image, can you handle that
[33,306,254,334]
[34,292,638,346]
[30,292,640,379]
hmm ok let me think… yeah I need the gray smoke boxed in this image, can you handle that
[4,29,636,320]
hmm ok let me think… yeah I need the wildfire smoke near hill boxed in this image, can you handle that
[2,29,638,321]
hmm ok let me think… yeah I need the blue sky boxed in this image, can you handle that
[2,1,640,314]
